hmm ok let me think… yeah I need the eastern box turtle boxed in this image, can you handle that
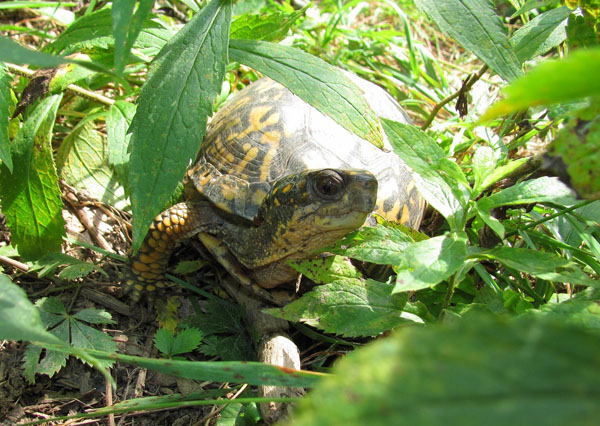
[127,74,425,303]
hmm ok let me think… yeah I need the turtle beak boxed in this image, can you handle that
[347,171,378,213]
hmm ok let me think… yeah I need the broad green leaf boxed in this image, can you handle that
[230,6,307,41]
[394,233,468,293]
[324,224,420,265]
[479,157,528,191]
[477,176,575,210]
[112,0,154,73]
[0,274,64,345]
[511,0,561,18]
[87,348,324,388]
[415,0,522,82]
[382,119,468,230]
[510,6,570,64]
[481,48,600,121]
[471,145,497,194]
[0,94,65,260]
[527,288,600,332]
[48,7,174,56]
[472,247,598,287]
[266,279,417,337]
[56,121,129,211]
[0,36,68,68]
[170,328,204,356]
[129,0,231,251]
[289,315,600,426]
[545,100,600,200]
[73,308,114,325]
[290,255,363,285]
[0,63,12,172]
[106,100,135,187]
[229,39,384,148]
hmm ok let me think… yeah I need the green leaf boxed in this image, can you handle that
[324,224,420,265]
[414,0,522,81]
[170,327,204,356]
[472,145,497,194]
[481,48,600,121]
[230,6,306,41]
[73,308,114,325]
[0,94,65,260]
[477,176,575,210]
[69,320,117,368]
[154,328,175,356]
[266,279,418,337]
[290,255,363,285]
[289,315,600,426]
[112,0,154,73]
[382,119,469,230]
[510,6,570,64]
[229,39,384,148]
[0,274,64,346]
[545,100,600,200]
[0,63,12,172]
[527,288,600,332]
[106,100,135,188]
[129,0,231,252]
[394,233,469,293]
[0,36,69,68]
[48,6,173,56]
[56,121,129,211]
[479,157,529,191]
[472,247,599,287]
[87,348,323,388]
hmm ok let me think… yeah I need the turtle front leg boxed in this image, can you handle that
[125,201,211,301]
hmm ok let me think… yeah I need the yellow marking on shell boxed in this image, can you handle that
[259,143,279,182]
[282,183,293,193]
[274,197,281,207]
[252,188,268,207]
[400,205,411,224]
[229,95,250,112]
[384,199,402,222]
[221,184,236,201]
[237,146,259,172]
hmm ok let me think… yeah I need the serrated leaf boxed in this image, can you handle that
[324,224,420,265]
[229,39,384,148]
[113,0,154,73]
[170,327,204,356]
[22,344,43,384]
[73,308,114,325]
[415,0,522,81]
[0,94,65,260]
[230,6,306,41]
[510,6,570,63]
[48,7,173,56]
[199,334,254,361]
[70,320,117,368]
[289,315,600,426]
[479,157,528,191]
[56,121,129,210]
[0,274,64,345]
[266,279,417,337]
[106,100,135,187]
[154,328,175,356]
[290,255,363,285]
[0,63,13,172]
[394,233,469,293]
[481,47,600,121]
[545,101,600,200]
[129,0,231,252]
[477,176,575,210]
[472,247,599,287]
[58,262,106,280]
[382,119,469,230]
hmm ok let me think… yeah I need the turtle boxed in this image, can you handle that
[126,74,425,304]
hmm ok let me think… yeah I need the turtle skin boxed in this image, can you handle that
[127,75,425,303]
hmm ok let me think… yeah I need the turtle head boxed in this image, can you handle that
[233,168,377,270]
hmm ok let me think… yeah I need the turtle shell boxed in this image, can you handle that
[185,75,424,229]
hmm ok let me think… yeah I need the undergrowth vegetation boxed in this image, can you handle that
[0,0,599,424]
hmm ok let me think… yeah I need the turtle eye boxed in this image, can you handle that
[311,170,345,200]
